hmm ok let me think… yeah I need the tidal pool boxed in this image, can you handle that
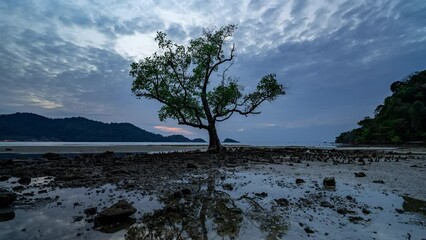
[1,169,425,240]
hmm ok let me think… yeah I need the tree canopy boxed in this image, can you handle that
[336,70,426,144]
[130,24,285,152]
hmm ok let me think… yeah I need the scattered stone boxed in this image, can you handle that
[395,208,405,214]
[304,226,315,234]
[323,177,336,189]
[275,198,289,206]
[372,180,385,184]
[348,216,364,223]
[320,201,333,208]
[84,207,97,216]
[337,208,356,215]
[295,178,305,184]
[12,186,25,191]
[0,176,10,181]
[172,191,183,199]
[94,200,136,227]
[0,189,17,207]
[186,163,197,169]
[18,177,31,185]
[73,216,84,222]
[354,172,366,177]
[362,208,371,214]
[38,190,47,194]
[0,210,15,222]
[255,192,268,198]
[222,183,234,191]
[181,188,191,196]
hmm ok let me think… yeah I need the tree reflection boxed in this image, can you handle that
[126,170,287,240]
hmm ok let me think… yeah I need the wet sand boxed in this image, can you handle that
[0,147,425,239]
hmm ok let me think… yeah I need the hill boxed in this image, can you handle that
[336,70,426,144]
[223,138,239,143]
[0,113,205,142]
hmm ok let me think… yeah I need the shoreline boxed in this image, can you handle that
[1,147,425,239]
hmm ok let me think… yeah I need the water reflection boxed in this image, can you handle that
[126,170,287,240]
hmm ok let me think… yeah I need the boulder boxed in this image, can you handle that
[323,177,336,189]
[295,178,305,184]
[18,176,31,185]
[275,198,289,206]
[354,172,366,177]
[0,176,10,182]
[0,190,17,207]
[84,207,97,216]
[94,200,136,227]
[0,210,15,222]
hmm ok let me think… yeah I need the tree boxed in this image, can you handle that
[130,24,285,152]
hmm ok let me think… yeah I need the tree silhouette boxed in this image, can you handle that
[130,24,285,152]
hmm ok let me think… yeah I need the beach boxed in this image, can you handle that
[0,147,425,239]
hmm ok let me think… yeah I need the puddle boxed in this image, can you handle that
[1,169,425,240]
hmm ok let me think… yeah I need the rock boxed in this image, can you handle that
[323,177,336,189]
[362,208,371,214]
[0,210,15,222]
[222,183,233,191]
[0,176,10,182]
[372,180,385,184]
[336,208,356,215]
[295,178,305,184]
[186,163,197,169]
[348,216,364,223]
[172,191,183,199]
[255,192,268,198]
[0,190,17,207]
[84,207,97,216]
[18,176,31,185]
[94,200,137,227]
[354,172,366,177]
[275,198,289,206]
[181,188,191,196]
[304,226,315,234]
[395,208,405,214]
[12,186,25,191]
[320,201,333,208]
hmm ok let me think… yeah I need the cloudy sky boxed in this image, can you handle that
[0,0,425,145]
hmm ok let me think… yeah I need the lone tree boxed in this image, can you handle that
[130,24,285,153]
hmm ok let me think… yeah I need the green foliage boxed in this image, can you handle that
[336,70,426,144]
[130,24,285,132]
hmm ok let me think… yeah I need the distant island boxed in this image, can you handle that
[223,138,239,143]
[0,113,206,143]
[336,70,426,144]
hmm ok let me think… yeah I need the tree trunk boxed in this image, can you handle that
[207,125,223,153]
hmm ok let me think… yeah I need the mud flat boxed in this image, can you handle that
[0,147,425,239]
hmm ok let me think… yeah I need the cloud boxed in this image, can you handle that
[0,0,425,143]
[154,125,194,135]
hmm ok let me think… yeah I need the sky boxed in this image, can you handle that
[0,0,425,145]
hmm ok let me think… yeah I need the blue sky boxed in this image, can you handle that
[0,0,425,144]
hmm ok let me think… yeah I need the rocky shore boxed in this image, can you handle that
[0,147,425,239]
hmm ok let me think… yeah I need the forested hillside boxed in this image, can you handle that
[336,70,426,144]
[0,113,204,142]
